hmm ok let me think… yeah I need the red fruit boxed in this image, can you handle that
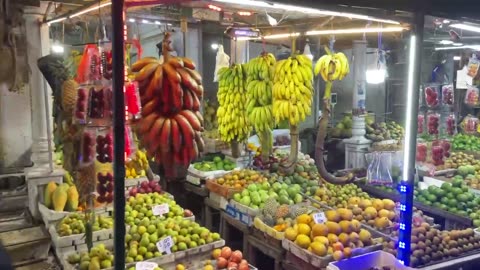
[145,187,153,194]
[106,182,114,192]
[97,184,107,195]
[217,257,228,268]
[97,195,106,203]
[104,173,113,183]
[148,180,157,189]
[230,250,243,263]
[105,133,113,144]
[97,173,107,184]
[138,188,146,194]
[78,88,88,100]
[96,135,105,144]
[106,192,113,203]
[153,185,163,193]
[184,209,193,217]
[221,247,232,259]
[129,187,138,197]
[227,262,238,270]
[140,181,149,189]
[238,261,249,270]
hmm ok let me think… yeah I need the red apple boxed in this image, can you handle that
[221,247,232,259]
[227,262,238,270]
[217,257,228,268]
[129,187,138,197]
[140,181,149,189]
[154,185,162,193]
[230,250,243,263]
[145,187,152,194]
[149,180,157,189]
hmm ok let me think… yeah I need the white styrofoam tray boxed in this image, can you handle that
[327,251,414,270]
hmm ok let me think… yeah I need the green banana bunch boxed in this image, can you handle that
[314,51,350,82]
[217,64,251,142]
[272,54,313,126]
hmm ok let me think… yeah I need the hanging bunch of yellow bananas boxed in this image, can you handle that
[125,150,148,179]
[217,64,251,142]
[272,54,314,126]
[314,49,350,82]
[246,53,276,133]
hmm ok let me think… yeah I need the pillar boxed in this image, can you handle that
[24,15,64,219]
[343,40,371,169]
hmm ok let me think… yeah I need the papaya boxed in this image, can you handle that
[52,185,68,212]
[66,186,79,211]
[44,181,58,209]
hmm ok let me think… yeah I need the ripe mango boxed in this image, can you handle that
[66,186,79,211]
[52,185,68,211]
[44,181,57,208]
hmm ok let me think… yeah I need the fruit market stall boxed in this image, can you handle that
[10,0,480,269]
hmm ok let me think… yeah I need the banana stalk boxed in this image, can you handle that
[315,81,354,184]
[259,130,272,163]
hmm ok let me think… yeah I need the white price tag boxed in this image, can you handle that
[313,212,327,224]
[152,204,169,216]
[135,262,158,270]
[156,236,174,254]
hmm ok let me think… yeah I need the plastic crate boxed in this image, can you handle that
[327,251,414,270]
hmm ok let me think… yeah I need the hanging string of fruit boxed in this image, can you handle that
[314,45,354,184]
[217,64,251,157]
[132,32,205,179]
[246,53,276,163]
[272,41,313,173]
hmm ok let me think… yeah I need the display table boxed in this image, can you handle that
[219,211,249,256]
[204,197,221,231]
[418,251,480,270]
[246,234,284,270]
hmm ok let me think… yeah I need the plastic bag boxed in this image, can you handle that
[366,152,393,186]
[467,54,480,78]
[214,45,230,82]
[75,44,100,84]
[465,86,479,106]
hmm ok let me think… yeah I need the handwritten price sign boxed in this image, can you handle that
[152,204,169,216]
[135,262,158,270]
[156,236,174,254]
[313,212,327,224]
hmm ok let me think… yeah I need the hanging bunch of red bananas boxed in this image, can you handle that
[132,33,205,177]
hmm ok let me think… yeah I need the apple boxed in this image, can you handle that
[129,187,138,197]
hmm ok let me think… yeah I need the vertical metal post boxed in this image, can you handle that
[397,11,424,267]
[111,0,126,269]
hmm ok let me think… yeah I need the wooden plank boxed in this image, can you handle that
[0,226,49,247]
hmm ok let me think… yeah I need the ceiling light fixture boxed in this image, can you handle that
[450,23,480,33]
[435,44,480,51]
[212,0,400,25]
[453,42,463,46]
[47,1,112,25]
[305,26,405,36]
[438,40,454,45]
[155,21,161,25]
[129,18,135,23]
[238,11,252,16]
[208,4,222,12]
[142,19,149,24]
[211,43,219,50]
[453,56,461,61]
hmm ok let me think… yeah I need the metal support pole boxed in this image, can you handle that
[397,11,424,267]
[111,0,126,269]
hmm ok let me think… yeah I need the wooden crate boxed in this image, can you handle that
[49,225,114,248]
[26,169,64,220]
[37,202,110,229]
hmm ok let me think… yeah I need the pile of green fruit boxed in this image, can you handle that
[203,99,218,131]
[125,217,221,262]
[233,181,303,209]
[312,183,370,209]
[330,114,353,138]
[366,121,404,142]
[415,181,480,216]
[57,213,113,236]
[192,156,236,171]
[67,243,113,269]
[125,193,184,227]
[452,134,480,151]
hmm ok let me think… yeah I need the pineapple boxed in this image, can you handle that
[275,204,289,219]
[62,79,78,114]
[264,197,279,217]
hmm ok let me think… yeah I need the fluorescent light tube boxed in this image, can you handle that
[402,35,417,181]
[70,2,112,18]
[450,23,480,33]
[305,27,405,36]
[213,0,400,25]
